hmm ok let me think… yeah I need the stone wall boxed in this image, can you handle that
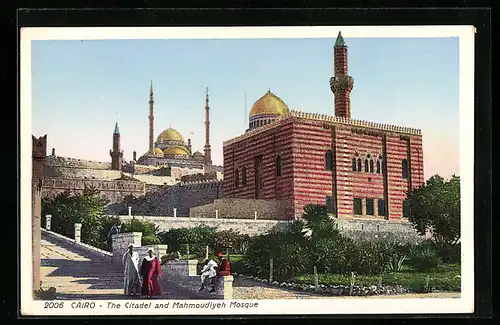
[114,215,423,242]
[44,156,112,170]
[108,180,223,216]
[44,166,123,179]
[117,215,290,236]
[189,198,293,220]
[42,178,146,204]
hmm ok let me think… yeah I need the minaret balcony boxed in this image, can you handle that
[330,75,354,93]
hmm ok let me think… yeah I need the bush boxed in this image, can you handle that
[437,243,461,264]
[158,225,217,257]
[408,244,442,271]
[121,218,160,245]
[213,229,251,254]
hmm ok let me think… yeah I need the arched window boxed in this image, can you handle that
[242,167,247,186]
[376,160,381,174]
[357,158,362,172]
[369,159,374,173]
[276,154,282,177]
[364,159,369,172]
[402,159,409,179]
[325,150,333,171]
[234,169,239,187]
[352,158,357,171]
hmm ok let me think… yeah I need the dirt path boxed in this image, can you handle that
[232,276,460,300]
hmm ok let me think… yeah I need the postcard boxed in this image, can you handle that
[21,25,475,316]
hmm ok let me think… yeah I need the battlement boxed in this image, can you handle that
[45,156,112,170]
[223,110,422,146]
[179,179,223,190]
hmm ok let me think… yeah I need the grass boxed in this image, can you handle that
[290,264,461,292]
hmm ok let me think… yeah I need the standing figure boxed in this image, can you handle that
[140,248,163,298]
[198,258,218,292]
[122,244,141,296]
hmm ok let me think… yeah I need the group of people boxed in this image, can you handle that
[122,244,231,298]
[199,252,231,293]
[122,244,163,297]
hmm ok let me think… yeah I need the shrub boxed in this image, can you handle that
[213,229,251,254]
[158,225,217,257]
[437,243,461,264]
[142,235,161,245]
[408,244,442,271]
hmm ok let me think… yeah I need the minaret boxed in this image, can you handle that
[329,31,354,118]
[148,80,154,153]
[110,122,123,170]
[204,87,212,166]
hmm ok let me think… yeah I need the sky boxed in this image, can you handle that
[31,36,459,180]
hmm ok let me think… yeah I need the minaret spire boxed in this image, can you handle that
[110,122,123,170]
[148,80,154,154]
[204,87,212,166]
[329,31,354,118]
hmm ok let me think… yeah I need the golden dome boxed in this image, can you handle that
[152,148,164,157]
[156,127,185,144]
[163,145,190,157]
[249,90,289,118]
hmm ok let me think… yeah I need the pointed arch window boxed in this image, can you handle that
[276,154,282,177]
[242,167,247,186]
[364,159,369,172]
[234,169,240,188]
[376,160,381,174]
[357,158,362,172]
[369,159,374,173]
[402,159,409,179]
[325,150,333,171]
[352,158,357,171]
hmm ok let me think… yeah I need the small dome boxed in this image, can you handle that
[156,127,185,144]
[152,148,164,157]
[249,90,289,118]
[192,151,204,159]
[163,145,190,157]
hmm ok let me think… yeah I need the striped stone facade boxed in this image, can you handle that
[223,114,424,220]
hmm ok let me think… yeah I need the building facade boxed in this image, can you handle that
[222,32,424,220]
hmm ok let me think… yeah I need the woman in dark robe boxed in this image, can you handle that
[140,248,163,297]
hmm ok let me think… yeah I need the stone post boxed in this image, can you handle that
[128,206,132,216]
[215,209,219,219]
[254,211,257,220]
[173,208,177,218]
[74,223,82,243]
[45,215,52,231]
[216,276,234,299]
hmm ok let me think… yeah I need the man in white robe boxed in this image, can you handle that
[122,244,141,296]
[199,258,218,292]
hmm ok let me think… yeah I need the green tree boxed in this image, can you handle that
[41,186,113,250]
[407,174,461,246]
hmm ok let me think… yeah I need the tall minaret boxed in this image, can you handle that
[204,87,212,166]
[148,80,154,153]
[329,31,354,118]
[110,122,123,170]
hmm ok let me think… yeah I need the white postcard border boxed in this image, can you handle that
[20,25,475,316]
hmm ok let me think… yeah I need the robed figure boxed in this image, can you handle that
[140,248,163,297]
[122,244,141,296]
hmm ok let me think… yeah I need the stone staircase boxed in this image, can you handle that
[41,231,125,299]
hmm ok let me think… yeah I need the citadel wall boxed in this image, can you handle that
[41,178,145,203]
[108,180,224,216]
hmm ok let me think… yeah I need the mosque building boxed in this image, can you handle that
[222,32,425,220]
[110,82,220,175]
